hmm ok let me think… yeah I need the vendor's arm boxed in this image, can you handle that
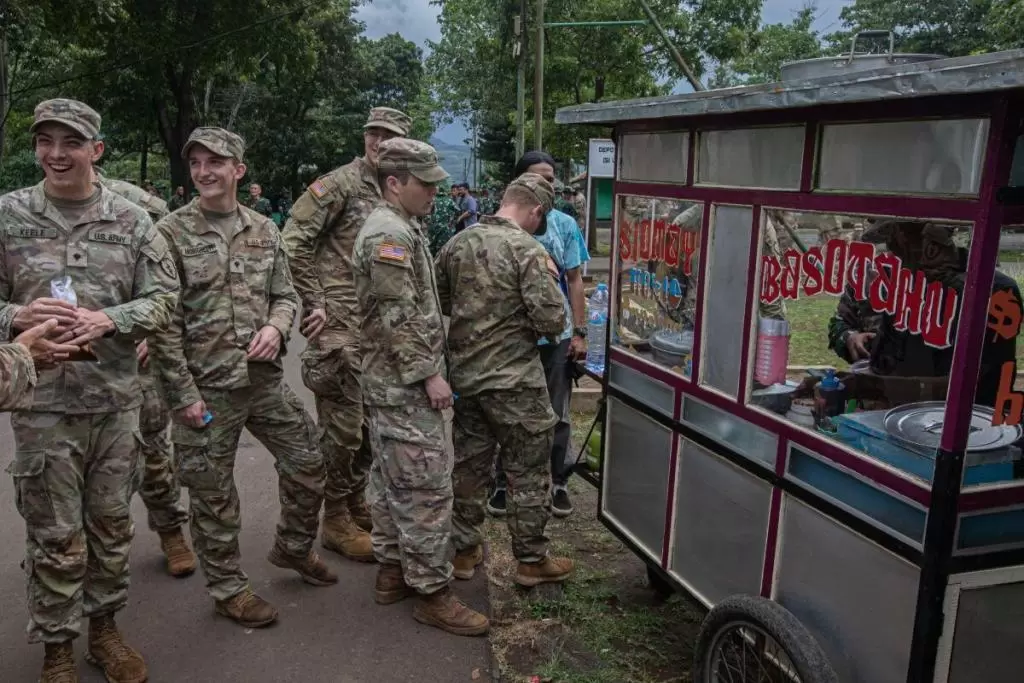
[561,214,591,356]
[828,289,873,363]
[366,230,441,386]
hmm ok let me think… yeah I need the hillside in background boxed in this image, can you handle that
[430,136,473,184]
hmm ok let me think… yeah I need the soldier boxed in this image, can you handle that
[555,186,576,219]
[427,180,459,256]
[93,167,196,578]
[245,182,274,218]
[1,99,179,683]
[352,138,489,636]
[169,185,187,211]
[572,184,587,232]
[0,319,79,410]
[150,127,335,630]
[437,173,576,587]
[282,107,412,562]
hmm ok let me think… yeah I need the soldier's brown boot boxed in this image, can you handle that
[515,556,575,587]
[215,588,279,628]
[453,545,484,580]
[41,642,78,683]
[412,587,490,636]
[321,510,374,563]
[348,495,373,533]
[374,563,415,605]
[267,545,338,586]
[84,615,147,683]
[158,528,197,578]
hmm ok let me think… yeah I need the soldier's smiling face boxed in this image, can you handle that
[188,147,246,204]
[34,122,104,200]
[364,128,400,167]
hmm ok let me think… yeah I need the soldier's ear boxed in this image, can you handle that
[234,162,248,181]
[90,140,105,164]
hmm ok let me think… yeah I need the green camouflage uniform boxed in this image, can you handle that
[352,139,454,595]
[437,177,566,562]
[1,97,180,646]
[97,173,188,535]
[283,107,412,520]
[427,190,458,256]
[0,342,35,410]
[168,193,188,212]
[245,194,274,218]
[149,128,323,602]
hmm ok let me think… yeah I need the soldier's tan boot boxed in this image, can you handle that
[515,556,575,587]
[267,546,338,586]
[41,642,78,683]
[84,615,147,683]
[321,510,374,563]
[453,545,484,580]
[215,588,278,628]
[412,587,490,637]
[374,563,415,605]
[348,494,373,533]
[157,528,197,578]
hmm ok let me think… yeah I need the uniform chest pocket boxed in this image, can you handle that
[181,243,222,287]
[241,241,275,291]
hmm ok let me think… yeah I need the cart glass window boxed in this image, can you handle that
[817,119,989,196]
[615,195,703,378]
[696,126,804,189]
[618,132,689,184]
[748,211,1022,486]
[1011,135,1024,187]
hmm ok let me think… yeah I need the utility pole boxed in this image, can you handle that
[514,5,526,160]
[634,0,704,91]
[533,0,545,149]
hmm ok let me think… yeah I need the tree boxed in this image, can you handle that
[710,6,823,87]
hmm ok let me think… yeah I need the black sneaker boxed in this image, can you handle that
[552,486,573,518]
[486,488,507,517]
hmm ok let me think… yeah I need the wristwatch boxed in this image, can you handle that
[573,326,588,339]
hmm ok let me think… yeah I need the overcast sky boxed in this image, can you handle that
[355,0,851,144]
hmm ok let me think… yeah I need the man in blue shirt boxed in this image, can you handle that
[454,183,479,234]
[488,151,590,518]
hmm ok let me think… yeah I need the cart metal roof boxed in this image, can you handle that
[554,49,1024,126]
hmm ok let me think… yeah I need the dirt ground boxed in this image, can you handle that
[480,410,706,683]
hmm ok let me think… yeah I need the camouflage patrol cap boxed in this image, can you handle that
[377,138,449,184]
[364,107,412,137]
[507,172,555,212]
[182,127,246,161]
[30,99,101,139]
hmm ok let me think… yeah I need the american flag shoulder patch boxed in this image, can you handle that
[377,242,407,263]
[309,179,330,199]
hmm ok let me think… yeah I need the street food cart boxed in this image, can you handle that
[555,42,1024,683]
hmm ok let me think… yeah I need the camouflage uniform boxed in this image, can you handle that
[427,188,459,256]
[96,173,189,535]
[283,107,412,528]
[0,342,35,410]
[352,139,454,594]
[244,194,274,218]
[0,99,179,646]
[437,177,566,562]
[168,193,188,212]
[572,190,587,232]
[149,128,324,602]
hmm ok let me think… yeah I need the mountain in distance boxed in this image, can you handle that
[429,135,472,185]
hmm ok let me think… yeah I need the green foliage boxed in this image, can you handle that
[711,6,824,87]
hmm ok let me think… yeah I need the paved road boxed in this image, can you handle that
[0,330,491,682]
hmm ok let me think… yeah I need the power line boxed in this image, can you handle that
[7,0,320,97]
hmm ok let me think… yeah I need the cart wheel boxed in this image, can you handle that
[693,595,837,683]
[646,564,674,598]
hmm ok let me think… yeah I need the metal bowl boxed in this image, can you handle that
[751,381,798,415]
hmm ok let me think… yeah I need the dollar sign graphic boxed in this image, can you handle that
[988,289,1022,342]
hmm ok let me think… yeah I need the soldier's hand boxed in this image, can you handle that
[846,332,876,360]
[424,373,454,410]
[176,400,209,429]
[247,325,282,361]
[60,308,116,347]
[569,334,588,360]
[301,308,327,339]
[136,339,150,368]
[13,319,80,368]
[12,297,78,334]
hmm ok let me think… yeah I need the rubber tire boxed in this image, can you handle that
[693,595,838,683]
[646,564,674,598]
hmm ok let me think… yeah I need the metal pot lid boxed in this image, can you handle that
[752,381,798,396]
[883,402,1023,452]
[650,328,694,353]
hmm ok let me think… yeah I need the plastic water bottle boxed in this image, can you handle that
[586,283,610,374]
